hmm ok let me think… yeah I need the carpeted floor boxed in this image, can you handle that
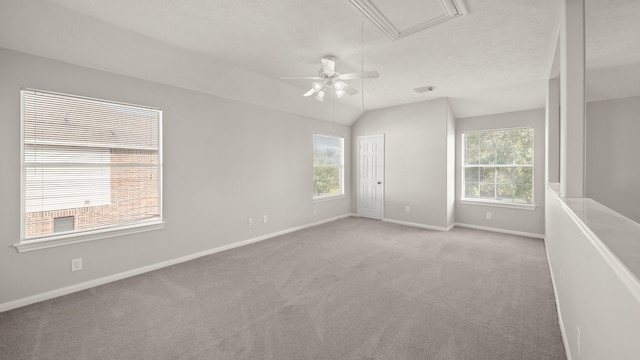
[0,217,566,360]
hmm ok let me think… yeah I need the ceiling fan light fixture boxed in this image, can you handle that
[281,56,378,103]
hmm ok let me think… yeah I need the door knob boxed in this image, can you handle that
[377,181,382,184]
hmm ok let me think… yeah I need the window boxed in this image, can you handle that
[462,127,533,205]
[21,89,162,245]
[313,134,344,199]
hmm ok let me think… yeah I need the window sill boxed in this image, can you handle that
[459,199,537,210]
[14,221,165,253]
[313,194,345,202]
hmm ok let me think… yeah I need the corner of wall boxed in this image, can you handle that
[446,101,456,226]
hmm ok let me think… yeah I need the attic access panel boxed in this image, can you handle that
[348,0,466,40]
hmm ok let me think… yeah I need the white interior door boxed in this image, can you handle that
[357,135,384,220]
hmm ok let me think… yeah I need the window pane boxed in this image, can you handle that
[496,167,513,184]
[465,133,479,148]
[480,183,495,198]
[515,167,532,185]
[22,89,162,240]
[479,132,495,149]
[313,134,344,198]
[496,147,513,164]
[465,167,479,183]
[465,149,479,165]
[465,183,479,198]
[478,148,495,165]
[462,127,533,204]
[497,184,514,200]
[514,129,534,164]
[313,165,341,197]
[514,185,532,203]
[479,167,495,184]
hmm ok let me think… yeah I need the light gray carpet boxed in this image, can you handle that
[0,217,566,360]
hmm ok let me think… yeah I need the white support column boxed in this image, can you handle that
[546,77,561,184]
[560,0,585,197]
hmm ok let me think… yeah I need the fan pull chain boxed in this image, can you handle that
[332,98,336,132]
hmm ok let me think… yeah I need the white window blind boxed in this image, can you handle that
[313,134,344,199]
[21,89,162,241]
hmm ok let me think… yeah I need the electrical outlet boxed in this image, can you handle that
[313,209,317,216]
[263,215,268,223]
[247,218,253,226]
[405,205,411,213]
[71,258,82,272]
[486,212,492,220]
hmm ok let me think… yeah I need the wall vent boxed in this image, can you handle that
[414,85,436,93]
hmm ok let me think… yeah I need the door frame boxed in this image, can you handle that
[357,134,385,220]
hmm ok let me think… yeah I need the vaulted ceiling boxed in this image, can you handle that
[0,1,637,125]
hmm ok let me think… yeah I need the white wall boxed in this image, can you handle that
[586,95,640,223]
[0,48,351,306]
[350,98,454,229]
[455,109,546,236]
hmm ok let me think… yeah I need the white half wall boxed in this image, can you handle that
[545,185,640,360]
[0,48,351,306]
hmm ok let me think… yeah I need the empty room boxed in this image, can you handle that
[1,0,638,359]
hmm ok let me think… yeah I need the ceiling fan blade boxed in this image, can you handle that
[321,57,336,77]
[336,70,380,80]
[344,85,358,96]
[280,76,323,80]
[303,88,316,96]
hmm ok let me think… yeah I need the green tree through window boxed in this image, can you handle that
[463,128,533,204]
[313,134,344,198]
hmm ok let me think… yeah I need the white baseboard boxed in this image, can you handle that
[454,222,545,239]
[382,218,455,232]
[0,213,354,313]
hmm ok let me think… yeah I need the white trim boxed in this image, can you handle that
[313,194,345,202]
[382,218,454,232]
[454,222,545,239]
[459,199,537,210]
[20,90,26,245]
[14,221,165,253]
[356,134,385,220]
[22,87,161,110]
[0,214,354,313]
[346,0,464,41]
[545,245,573,360]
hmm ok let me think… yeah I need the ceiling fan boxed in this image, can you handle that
[280,55,379,102]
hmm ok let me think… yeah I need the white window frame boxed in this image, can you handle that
[16,89,164,252]
[312,134,345,201]
[461,127,535,209]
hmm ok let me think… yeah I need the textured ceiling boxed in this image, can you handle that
[0,0,636,124]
